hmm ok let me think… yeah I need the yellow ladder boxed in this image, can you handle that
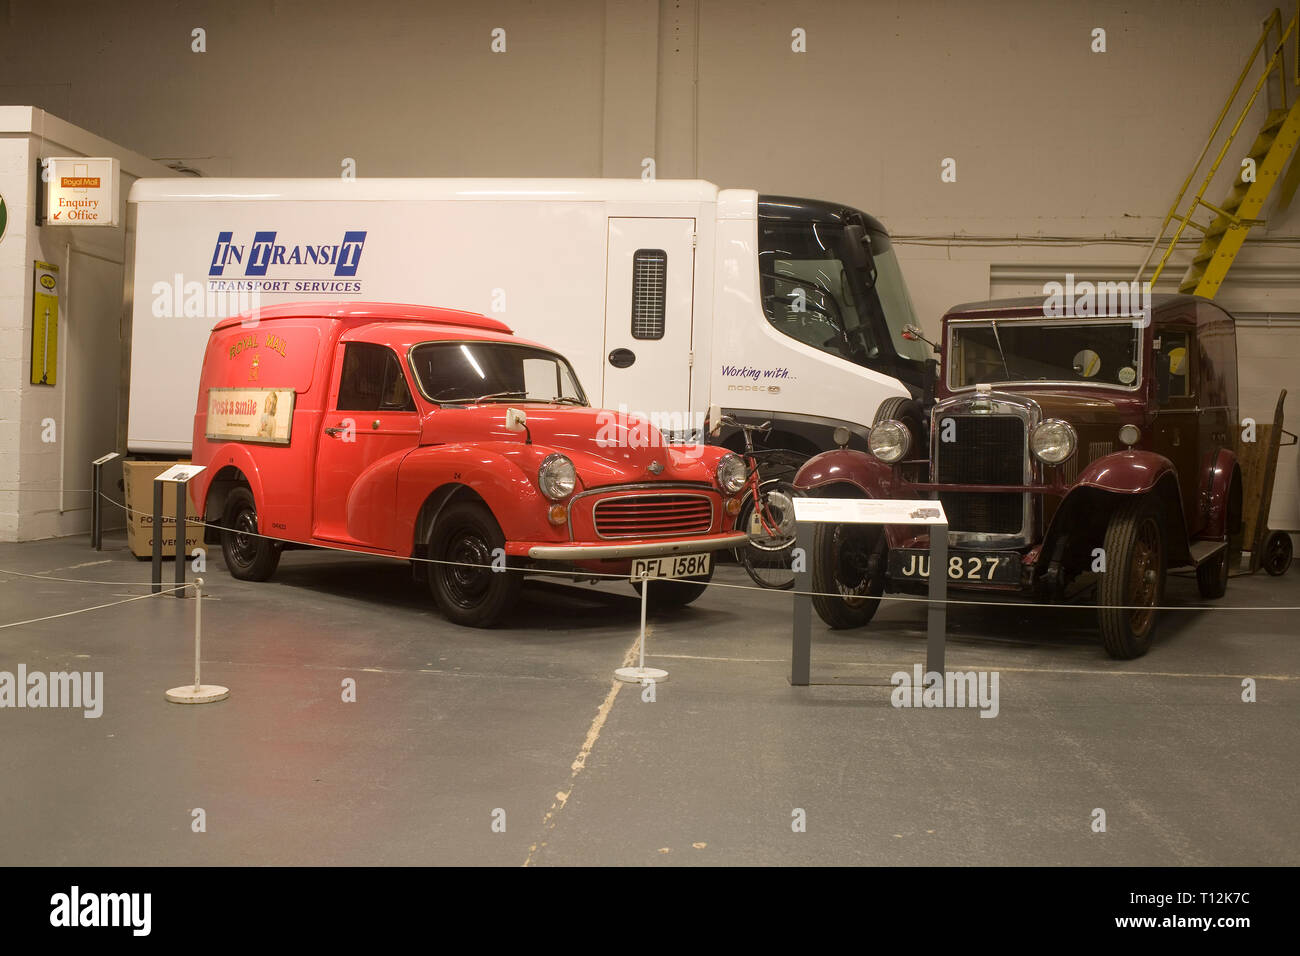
[1137,5,1300,297]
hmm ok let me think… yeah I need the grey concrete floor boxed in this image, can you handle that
[0,531,1296,866]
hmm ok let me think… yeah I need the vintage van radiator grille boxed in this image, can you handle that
[594,494,713,538]
[935,415,1026,534]
[935,416,1025,484]
[631,250,667,340]
[937,492,1024,534]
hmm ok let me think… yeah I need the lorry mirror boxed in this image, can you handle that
[506,408,528,432]
[708,404,723,438]
[843,223,875,282]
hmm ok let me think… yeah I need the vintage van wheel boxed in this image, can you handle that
[1262,531,1293,576]
[221,487,281,581]
[1098,497,1165,659]
[811,522,885,629]
[428,502,522,627]
[633,564,714,609]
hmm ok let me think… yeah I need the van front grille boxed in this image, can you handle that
[593,494,713,538]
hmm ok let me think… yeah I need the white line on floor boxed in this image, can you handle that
[651,653,1297,682]
[523,632,642,867]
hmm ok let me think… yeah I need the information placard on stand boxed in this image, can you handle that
[790,497,948,686]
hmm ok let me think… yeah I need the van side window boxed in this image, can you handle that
[631,249,667,340]
[337,343,416,412]
[1155,330,1192,404]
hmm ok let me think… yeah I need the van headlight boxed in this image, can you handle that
[538,453,577,500]
[867,420,911,463]
[1030,420,1077,464]
[716,453,748,494]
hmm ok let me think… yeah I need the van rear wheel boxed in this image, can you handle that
[221,486,281,581]
[428,502,522,627]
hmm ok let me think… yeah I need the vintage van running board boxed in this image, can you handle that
[1188,539,1227,566]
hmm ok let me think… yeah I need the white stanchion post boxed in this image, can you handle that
[165,578,230,704]
[615,574,669,684]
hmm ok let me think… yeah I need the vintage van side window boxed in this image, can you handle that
[631,249,667,340]
[337,343,415,412]
[1156,330,1191,403]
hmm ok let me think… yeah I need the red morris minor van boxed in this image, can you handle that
[189,302,749,626]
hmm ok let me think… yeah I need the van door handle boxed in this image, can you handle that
[324,426,343,437]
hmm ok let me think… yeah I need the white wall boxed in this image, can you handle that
[0,107,175,541]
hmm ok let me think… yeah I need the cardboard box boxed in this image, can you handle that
[122,460,206,559]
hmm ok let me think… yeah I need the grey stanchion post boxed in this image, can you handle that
[151,478,164,594]
[174,479,188,598]
[791,520,814,686]
[91,460,103,551]
[926,523,948,680]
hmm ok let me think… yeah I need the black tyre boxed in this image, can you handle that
[220,486,281,581]
[874,396,925,449]
[1263,531,1293,577]
[811,521,885,629]
[428,502,523,627]
[1098,497,1165,659]
[633,563,714,609]
[737,479,800,589]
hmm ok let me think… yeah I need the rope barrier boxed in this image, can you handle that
[0,486,1293,630]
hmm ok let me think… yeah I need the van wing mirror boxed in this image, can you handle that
[843,223,875,280]
[505,408,528,432]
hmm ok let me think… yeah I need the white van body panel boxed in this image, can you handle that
[126,178,909,454]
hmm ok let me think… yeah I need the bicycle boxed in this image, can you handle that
[716,415,806,589]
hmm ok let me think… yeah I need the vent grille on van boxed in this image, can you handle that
[631,249,667,340]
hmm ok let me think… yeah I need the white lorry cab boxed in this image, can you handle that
[125,178,933,460]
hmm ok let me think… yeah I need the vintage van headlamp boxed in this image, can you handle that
[867,420,911,463]
[1118,424,1141,447]
[537,454,577,500]
[1030,420,1077,464]
[716,453,748,494]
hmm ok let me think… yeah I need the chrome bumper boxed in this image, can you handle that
[528,532,749,561]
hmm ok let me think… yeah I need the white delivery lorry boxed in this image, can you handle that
[124,178,933,458]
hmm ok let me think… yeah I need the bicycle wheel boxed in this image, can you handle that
[737,478,801,589]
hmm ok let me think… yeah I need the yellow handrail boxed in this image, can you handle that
[1135,5,1300,287]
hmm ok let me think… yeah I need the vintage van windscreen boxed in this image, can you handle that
[409,342,588,405]
[947,319,1144,391]
[757,198,930,375]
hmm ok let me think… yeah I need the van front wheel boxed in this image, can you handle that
[428,503,523,627]
[221,486,281,581]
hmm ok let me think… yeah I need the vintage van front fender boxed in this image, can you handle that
[793,449,898,499]
[1073,449,1178,495]
[395,445,558,554]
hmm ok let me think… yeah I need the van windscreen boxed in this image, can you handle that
[409,342,588,406]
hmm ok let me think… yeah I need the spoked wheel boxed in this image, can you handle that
[428,502,522,627]
[737,479,801,589]
[1263,531,1293,576]
[1098,498,1165,659]
[811,521,886,629]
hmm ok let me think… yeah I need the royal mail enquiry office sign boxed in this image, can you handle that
[42,157,120,226]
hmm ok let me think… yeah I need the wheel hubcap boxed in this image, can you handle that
[443,529,494,608]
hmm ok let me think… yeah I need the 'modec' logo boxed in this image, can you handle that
[209,230,366,277]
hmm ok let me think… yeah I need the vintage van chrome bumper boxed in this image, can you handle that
[527,532,749,561]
